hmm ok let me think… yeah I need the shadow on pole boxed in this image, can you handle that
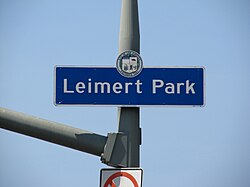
[0,108,107,157]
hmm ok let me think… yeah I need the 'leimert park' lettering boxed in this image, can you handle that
[63,79,195,95]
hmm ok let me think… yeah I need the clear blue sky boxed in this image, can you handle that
[1,0,250,186]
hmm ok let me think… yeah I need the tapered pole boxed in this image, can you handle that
[0,108,107,156]
[118,0,141,167]
[119,0,140,53]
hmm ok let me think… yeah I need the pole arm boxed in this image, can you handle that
[0,108,107,157]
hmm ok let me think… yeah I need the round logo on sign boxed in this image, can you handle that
[116,50,143,78]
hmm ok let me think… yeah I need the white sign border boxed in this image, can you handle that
[54,66,206,108]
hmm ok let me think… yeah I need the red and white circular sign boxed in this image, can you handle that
[100,168,143,187]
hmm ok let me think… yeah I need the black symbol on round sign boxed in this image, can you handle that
[104,172,139,187]
[116,50,143,78]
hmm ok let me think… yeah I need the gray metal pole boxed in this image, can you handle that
[119,0,140,53]
[118,0,141,167]
[0,108,107,157]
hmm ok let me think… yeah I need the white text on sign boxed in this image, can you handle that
[63,79,196,95]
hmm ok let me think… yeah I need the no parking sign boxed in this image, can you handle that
[100,168,143,187]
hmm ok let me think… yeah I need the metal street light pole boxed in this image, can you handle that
[118,0,141,167]
[100,0,141,168]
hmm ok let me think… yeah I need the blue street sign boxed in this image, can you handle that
[54,66,205,106]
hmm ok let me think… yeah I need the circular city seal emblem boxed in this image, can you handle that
[116,50,143,78]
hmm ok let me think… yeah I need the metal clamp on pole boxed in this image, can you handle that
[101,132,128,167]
